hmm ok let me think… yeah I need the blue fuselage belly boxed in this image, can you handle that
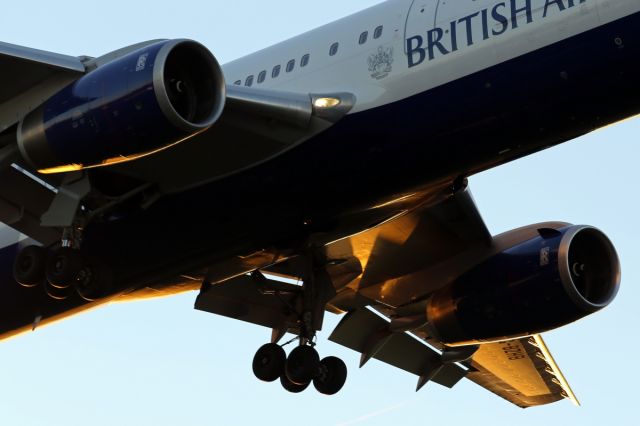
[2,12,639,337]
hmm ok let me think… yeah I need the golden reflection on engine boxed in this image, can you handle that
[37,131,205,174]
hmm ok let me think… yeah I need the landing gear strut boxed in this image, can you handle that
[250,250,348,395]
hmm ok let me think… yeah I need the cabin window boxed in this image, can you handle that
[272,65,281,78]
[359,31,368,45]
[245,75,254,87]
[286,59,295,73]
[329,42,339,56]
[301,53,310,67]
[374,25,383,39]
[233,80,241,85]
[257,70,267,84]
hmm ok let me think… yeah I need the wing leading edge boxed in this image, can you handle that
[0,41,86,131]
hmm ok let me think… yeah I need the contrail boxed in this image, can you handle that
[336,398,418,426]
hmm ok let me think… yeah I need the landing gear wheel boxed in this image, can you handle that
[46,248,84,289]
[252,343,286,382]
[13,246,46,287]
[285,345,320,385]
[44,280,72,300]
[313,356,347,395]
[74,260,113,302]
[280,373,310,393]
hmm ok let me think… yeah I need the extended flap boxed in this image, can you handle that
[329,309,467,388]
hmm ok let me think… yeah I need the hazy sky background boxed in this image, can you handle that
[1,1,638,425]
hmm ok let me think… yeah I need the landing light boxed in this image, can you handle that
[313,97,341,108]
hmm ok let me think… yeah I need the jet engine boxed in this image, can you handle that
[426,225,620,346]
[17,39,225,174]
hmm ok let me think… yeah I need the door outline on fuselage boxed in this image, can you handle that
[404,0,440,55]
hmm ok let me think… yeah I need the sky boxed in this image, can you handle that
[1,1,638,425]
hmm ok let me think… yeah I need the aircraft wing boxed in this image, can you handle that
[0,42,87,242]
[323,183,493,308]
[329,306,578,407]
[0,42,582,408]
[104,85,355,194]
[0,41,86,132]
[467,335,579,408]
[323,186,578,408]
[0,42,87,241]
[195,184,579,407]
[0,41,355,242]
[0,165,60,244]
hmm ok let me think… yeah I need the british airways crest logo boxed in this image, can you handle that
[368,46,394,80]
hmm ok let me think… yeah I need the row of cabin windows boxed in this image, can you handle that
[330,25,384,56]
[234,25,383,87]
[235,53,311,87]
[358,25,384,46]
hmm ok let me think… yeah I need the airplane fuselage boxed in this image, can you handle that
[1,0,639,338]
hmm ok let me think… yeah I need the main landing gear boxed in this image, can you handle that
[253,342,347,395]
[251,250,347,395]
[13,244,112,301]
[12,171,137,302]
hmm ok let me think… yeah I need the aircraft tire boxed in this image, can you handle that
[285,345,319,385]
[252,343,286,382]
[280,373,309,393]
[313,356,347,395]
[44,280,72,300]
[46,247,84,289]
[74,260,113,302]
[13,245,46,287]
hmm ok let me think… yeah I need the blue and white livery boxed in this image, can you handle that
[0,0,636,406]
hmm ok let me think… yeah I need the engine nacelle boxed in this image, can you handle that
[426,225,620,346]
[17,39,225,174]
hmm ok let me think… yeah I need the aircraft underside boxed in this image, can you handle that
[0,1,637,406]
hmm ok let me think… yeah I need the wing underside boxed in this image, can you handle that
[195,184,580,408]
[0,41,582,409]
[324,187,579,408]
[324,188,579,408]
[467,335,579,408]
[0,41,85,132]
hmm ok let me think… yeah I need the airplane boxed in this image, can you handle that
[0,0,635,407]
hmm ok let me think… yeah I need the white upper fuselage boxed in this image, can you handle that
[223,0,640,113]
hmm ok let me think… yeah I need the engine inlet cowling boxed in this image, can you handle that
[426,225,620,346]
[17,39,225,174]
